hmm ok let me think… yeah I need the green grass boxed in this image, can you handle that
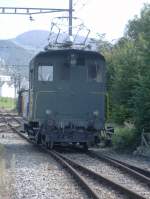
[0,97,16,110]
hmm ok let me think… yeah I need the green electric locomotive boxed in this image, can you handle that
[18,41,106,149]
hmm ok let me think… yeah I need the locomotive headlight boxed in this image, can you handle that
[46,109,52,115]
[93,110,99,117]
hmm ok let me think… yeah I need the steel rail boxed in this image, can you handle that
[87,150,150,185]
[54,151,146,199]
[1,114,32,144]
[8,117,150,180]
[1,113,148,199]
[0,114,100,199]
[102,155,150,178]
[0,113,18,117]
[55,146,150,181]
[48,150,100,199]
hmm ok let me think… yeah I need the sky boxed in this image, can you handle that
[0,0,149,41]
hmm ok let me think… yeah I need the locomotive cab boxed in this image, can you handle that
[20,48,105,149]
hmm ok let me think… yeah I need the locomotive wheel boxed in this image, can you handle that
[49,141,54,149]
[82,142,88,151]
[35,132,41,144]
[46,141,54,149]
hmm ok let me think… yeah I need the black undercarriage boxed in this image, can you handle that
[24,121,100,150]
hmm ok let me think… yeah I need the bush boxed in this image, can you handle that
[112,127,138,151]
[112,105,131,125]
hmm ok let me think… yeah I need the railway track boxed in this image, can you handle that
[87,151,150,181]
[88,151,150,179]
[1,112,150,199]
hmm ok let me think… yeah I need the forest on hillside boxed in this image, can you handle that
[98,4,150,148]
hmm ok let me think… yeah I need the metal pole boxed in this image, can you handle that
[0,7,70,15]
[69,0,73,36]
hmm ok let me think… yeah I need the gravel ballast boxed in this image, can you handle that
[62,152,150,199]
[0,132,88,199]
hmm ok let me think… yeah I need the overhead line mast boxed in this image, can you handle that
[0,0,74,36]
[0,7,70,15]
[69,0,73,36]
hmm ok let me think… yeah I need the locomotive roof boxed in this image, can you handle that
[32,48,105,62]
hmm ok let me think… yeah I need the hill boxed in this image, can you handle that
[13,30,49,50]
[0,39,34,66]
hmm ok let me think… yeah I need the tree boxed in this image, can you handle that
[97,3,150,128]
[126,4,150,131]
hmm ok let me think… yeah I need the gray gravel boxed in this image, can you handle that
[0,131,88,199]
[62,152,150,198]
[1,114,150,199]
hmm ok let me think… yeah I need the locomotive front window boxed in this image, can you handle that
[38,65,53,81]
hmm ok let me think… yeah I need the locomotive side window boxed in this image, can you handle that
[87,61,102,82]
[38,65,53,81]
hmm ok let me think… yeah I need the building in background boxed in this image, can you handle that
[0,75,15,98]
